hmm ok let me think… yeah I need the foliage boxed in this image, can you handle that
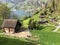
[28,19,37,30]
[0,3,10,19]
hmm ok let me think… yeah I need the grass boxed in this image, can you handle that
[23,18,30,28]
[56,28,60,33]
[0,35,35,45]
[31,26,60,45]
[0,30,3,33]
[23,13,40,28]
[22,12,60,45]
[0,26,60,45]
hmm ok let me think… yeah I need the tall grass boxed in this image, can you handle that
[31,26,60,45]
[0,36,35,45]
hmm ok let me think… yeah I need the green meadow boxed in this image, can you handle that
[0,26,60,45]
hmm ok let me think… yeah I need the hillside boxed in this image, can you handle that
[23,13,40,27]
[23,0,60,28]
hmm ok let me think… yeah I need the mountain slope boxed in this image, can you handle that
[23,13,40,27]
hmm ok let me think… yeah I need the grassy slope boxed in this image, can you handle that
[0,26,60,45]
[23,13,60,45]
[23,13,40,28]
[31,26,60,45]
[0,35,35,45]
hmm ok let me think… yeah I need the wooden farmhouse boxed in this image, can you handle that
[1,19,22,34]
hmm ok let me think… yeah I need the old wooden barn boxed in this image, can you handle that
[1,19,22,34]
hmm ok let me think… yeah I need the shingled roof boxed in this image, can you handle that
[1,19,19,28]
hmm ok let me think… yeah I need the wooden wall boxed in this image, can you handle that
[4,28,15,34]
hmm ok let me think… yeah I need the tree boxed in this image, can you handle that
[0,3,10,19]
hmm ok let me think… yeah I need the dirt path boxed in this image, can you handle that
[52,23,60,32]
[53,26,60,32]
[5,30,32,38]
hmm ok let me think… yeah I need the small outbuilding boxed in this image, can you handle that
[1,19,22,34]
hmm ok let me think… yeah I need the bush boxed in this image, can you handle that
[28,19,37,30]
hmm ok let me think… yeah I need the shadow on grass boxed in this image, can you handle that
[36,26,46,30]
[0,37,35,45]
